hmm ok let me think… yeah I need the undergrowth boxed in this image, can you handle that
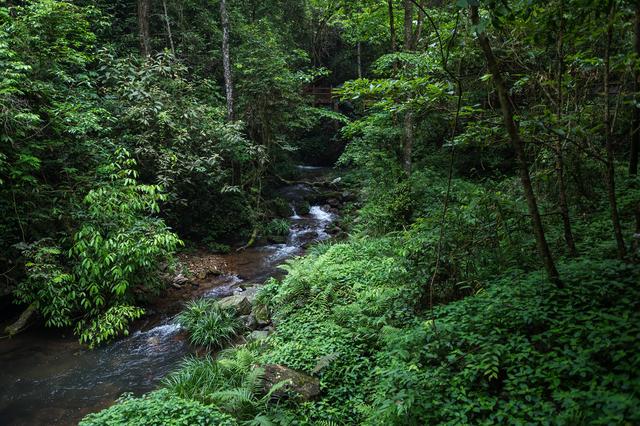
[178,299,243,350]
[84,167,640,424]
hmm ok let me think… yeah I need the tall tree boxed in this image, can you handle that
[357,41,363,78]
[631,1,640,176]
[388,0,397,55]
[162,0,175,55]
[555,0,578,256]
[469,5,561,285]
[402,0,414,175]
[220,0,234,121]
[137,0,151,56]
[603,1,627,258]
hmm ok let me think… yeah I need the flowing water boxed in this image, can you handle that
[0,175,336,426]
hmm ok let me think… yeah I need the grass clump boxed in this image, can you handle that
[178,299,242,350]
[263,218,291,237]
[163,343,282,421]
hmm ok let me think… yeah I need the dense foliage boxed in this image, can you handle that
[79,389,238,426]
[2,0,640,424]
[1,0,330,343]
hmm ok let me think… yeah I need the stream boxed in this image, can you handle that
[0,170,336,426]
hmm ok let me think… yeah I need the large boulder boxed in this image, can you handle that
[239,314,258,330]
[262,364,321,401]
[252,304,270,325]
[218,295,252,315]
[232,285,260,304]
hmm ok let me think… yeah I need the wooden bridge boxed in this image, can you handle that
[304,86,334,106]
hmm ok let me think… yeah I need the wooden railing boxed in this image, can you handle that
[304,86,334,105]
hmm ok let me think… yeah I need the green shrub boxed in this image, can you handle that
[178,299,242,350]
[79,389,237,426]
[367,259,640,425]
[14,149,181,347]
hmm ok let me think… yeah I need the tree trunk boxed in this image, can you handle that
[137,0,151,57]
[4,304,35,336]
[603,2,627,259]
[403,112,414,175]
[403,0,414,50]
[555,0,578,256]
[162,0,175,55]
[413,0,425,48]
[632,3,640,256]
[402,0,414,176]
[220,0,234,122]
[470,6,561,285]
[631,2,640,176]
[357,41,362,78]
[388,0,397,53]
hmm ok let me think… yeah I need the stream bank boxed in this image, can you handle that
[0,167,345,426]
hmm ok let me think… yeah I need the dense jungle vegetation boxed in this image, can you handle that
[2,0,640,424]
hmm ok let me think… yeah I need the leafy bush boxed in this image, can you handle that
[367,259,640,425]
[79,389,237,426]
[14,150,181,347]
[98,51,262,242]
[76,305,145,348]
[178,299,242,350]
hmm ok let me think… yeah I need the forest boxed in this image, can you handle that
[1,0,639,424]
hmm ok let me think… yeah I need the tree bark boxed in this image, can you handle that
[470,6,561,285]
[220,0,234,122]
[162,0,175,55]
[137,0,151,57]
[403,0,414,50]
[632,3,640,256]
[4,304,35,336]
[388,0,397,56]
[403,112,414,175]
[402,0,414,175]
[413,0,425,48]
[357,41,362,78]
[603,2,627,259]
[555,0,578,256]
[631,2,640,176]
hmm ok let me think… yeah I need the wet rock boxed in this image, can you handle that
[341,191,356,202]
[218,295,252,315]
[233,285,260,303]
[327,198,340,208]
[247,330,269,341]
[197,270,223,280]
[239,314,258,330]
[253,304,270,325]
[262,364,321,401]
[267,235,287,244]
[328,225,342,235]
[294,201,311,215]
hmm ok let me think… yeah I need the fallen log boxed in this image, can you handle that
[4,304,36,336]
